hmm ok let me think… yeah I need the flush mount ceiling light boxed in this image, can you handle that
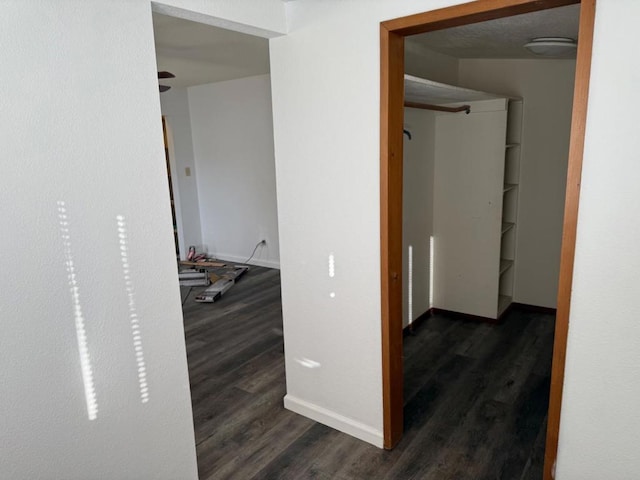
[524,37,577,57]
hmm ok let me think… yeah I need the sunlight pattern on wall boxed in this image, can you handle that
[328,253,335,298]
[408,245,413,324]
[116,215,149,404]
[328,253,335,278]
[429,236,435,308]
[57,200,98,421]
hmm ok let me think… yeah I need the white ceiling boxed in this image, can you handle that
[153,4,579,89]
[152,13,270,88]
[407,4,580,59]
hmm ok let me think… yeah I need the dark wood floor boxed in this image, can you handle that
[182,265,554,480]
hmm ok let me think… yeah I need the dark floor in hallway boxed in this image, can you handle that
[182,265,553,480]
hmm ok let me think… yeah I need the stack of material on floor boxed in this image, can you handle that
[180,259,227,269]
[195,265,249,303]
[178,270,210,287]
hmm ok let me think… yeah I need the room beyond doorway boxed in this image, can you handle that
[379,2,596,479]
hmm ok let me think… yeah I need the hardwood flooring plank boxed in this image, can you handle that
[249,423,336,480]
[182,266,554,479]
[202,411,315,480]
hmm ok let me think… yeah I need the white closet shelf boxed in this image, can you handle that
[404,74,506,105]
[500,259,514,275]
[503,183,518,192]
[498,295,512,316]
[501,222,515,234]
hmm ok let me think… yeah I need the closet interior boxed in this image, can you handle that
[401,8,577,325]
[403,75,523,321]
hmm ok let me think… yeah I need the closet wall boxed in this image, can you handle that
[402,52,576,322]
[458,59,576,308]
[405,42,458,85]
[402,107,436,326]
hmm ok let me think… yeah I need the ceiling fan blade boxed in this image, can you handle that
[159,85,171,92]
[158,71,175,79]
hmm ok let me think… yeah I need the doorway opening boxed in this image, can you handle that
[151,12,286,477]
[380,1,595,479]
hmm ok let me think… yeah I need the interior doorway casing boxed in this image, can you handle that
[379,1,595,479]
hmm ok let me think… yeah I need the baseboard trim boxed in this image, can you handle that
[214,253,280,270]
[511,302,557,315]
[404,307,503,328]
[402,304,557,336]
[403,309,433,336]
[284,395,384,448]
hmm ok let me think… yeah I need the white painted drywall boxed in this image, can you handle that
[405,42,459,85]
[269,0,482,446]
[458,59,576,309]
[432,99,508,319]
[556,1,640,478]
[0,1,198,478]
[403,108,436,327]
[272,0,640,467]
[187,75,280,268]
[7,0,640,475]
[160,87,204,257]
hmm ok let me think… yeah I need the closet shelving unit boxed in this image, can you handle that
[498,99,523,316]
[405,74,505,106]
[404,75,523,320]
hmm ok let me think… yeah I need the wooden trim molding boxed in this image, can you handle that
[544,1,596,478]
[381,0,579,36]
[380,0,595,476]
[380,23,405,449]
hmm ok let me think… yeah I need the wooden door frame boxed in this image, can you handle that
[380,1,596,479]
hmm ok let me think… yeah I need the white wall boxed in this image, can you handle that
[270,0,478,447]
[7,0,640,476]
[0,1,198,478]
[272,0,640,472]
[160,87,204,257]
[405,42,459,85]
[403,108,436,327]
[188,75,280,268]
[458,59,576,309]
[556,1,640,478]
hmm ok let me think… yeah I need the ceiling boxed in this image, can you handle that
[407,4,580,59]
[153,4,579,89]
[152,13,270,88]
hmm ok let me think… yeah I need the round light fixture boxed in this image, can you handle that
[524,37,577,57]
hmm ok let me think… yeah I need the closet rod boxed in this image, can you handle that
[404,101,471,114]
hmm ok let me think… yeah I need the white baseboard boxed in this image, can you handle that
[214,253,280,270]
[284,395,384,448]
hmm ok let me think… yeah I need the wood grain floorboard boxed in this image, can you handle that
[182,266,554,479]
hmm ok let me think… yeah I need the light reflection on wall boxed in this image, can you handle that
[57,201,98,421]
[296,358,321,369]
[429,236,434,308]
[408,245,413,325]
[328,253,335,298]
[116,215,149,404]
[328,253,335,277]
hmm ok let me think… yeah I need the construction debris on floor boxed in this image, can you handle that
[178,257,249,303]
